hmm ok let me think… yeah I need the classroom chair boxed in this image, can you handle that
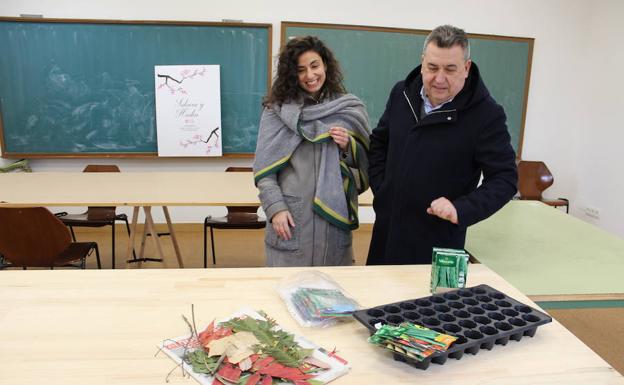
[203,167,266,267]
[56,165,134,268]
[0,207,101,269]
[517,160,569,213]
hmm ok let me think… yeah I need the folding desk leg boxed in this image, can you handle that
[138,219,149,261]
[143,207,166,264]
[125,207,140,265]
[126,206,163,265]
[162,206,184,268]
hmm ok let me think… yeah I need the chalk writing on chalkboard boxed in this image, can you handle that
[0,18,271,157]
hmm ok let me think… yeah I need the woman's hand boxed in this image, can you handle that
[271,210,296,240]
[329,126,350,151]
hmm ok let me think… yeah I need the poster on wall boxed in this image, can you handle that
[154,65,222,157]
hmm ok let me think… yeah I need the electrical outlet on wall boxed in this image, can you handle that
[584,206,600,219]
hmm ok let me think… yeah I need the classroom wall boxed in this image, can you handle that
[1,0,622,238]
[573,0,624,237]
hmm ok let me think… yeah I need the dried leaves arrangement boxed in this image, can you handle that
[161,307,334,385]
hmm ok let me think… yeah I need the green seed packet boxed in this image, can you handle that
[430,247,469,293]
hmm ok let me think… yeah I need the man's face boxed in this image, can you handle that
[421,42,471,107]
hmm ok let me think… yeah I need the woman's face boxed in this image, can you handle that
[297,50,326,97]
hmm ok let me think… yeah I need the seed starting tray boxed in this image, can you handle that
[353,284,552,370]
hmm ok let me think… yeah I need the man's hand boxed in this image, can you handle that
[271,210,295,240]
[427,197,458,224]
[329,126,349,151]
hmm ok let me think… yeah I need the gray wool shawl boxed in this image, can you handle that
[253,93,370,229]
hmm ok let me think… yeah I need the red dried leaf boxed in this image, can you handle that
[245,372,262,385]
[217,364,242,383]
[198,320,233,347]
[252,356,274,371]
[211,377,225,385]
[260,375,272,385]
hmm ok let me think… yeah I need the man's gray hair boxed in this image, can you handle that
[423,25,471,61]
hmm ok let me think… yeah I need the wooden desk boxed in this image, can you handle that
[466,201,624,300]
[0,172,262,207]
[0,265,621,385]
[0,172,263,268]
[0,172,374,268]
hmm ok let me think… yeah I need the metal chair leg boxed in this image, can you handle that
[210,226,217,266]
[111,222,116,269]
[93,242,101,269]
[203,219,208,268]
[69,226,77,242]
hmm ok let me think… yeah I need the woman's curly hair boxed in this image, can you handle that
[263,36,346,107]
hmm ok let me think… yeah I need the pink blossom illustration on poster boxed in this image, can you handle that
[155,65,222,156]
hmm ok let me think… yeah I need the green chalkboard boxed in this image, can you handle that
[282,22,533,157]
[0,18,271,157]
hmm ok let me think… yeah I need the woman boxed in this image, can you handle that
[253,36,370,266]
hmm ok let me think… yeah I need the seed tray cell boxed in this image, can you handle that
[353,284,552,370]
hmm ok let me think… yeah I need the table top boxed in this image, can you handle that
[0,265,621,385]
[466,201,624,299]
[0,171,374,207]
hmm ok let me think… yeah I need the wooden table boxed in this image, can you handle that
[0,172,262,268]
[0,172,263,207]
[0,265,621,385]
[0,172,374,268]
[466,200,624,301]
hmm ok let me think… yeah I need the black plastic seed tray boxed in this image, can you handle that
[353,284,552,370]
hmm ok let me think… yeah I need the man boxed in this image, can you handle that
[367,25,517,265]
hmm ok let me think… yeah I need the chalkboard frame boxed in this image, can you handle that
[281,21,533,158]
[0,17,273,159]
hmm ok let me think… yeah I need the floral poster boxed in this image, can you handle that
[155,65,222,156]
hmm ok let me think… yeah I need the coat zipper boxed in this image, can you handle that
[403,90,457,124]
[403,90,419,124]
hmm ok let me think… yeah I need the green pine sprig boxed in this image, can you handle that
[219,314,313,367]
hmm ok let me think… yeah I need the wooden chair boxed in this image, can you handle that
[517,160,569,213]
[203,167,266,267]
[0,207,100,269]
[56,165,134,268]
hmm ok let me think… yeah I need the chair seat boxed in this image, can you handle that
[205,213,266,229]
[541,198,569,208]
[203,166,265,267]
[56,242,98,267]
[60,212,127,226]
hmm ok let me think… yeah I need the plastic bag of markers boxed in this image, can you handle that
[277,270,361,328]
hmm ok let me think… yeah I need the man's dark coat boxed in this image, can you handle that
[367,63,518,265]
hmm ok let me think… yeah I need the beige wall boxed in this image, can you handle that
[1,0,622,238]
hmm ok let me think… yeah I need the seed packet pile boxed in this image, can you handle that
[430,247,469,293]
[368,322,457,362]
[291,287,359,320]
[277,271,361,328]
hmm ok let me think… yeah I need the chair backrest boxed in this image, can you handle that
[517,160,554,200]
[84,164,120,215]
[0,207,72,267]
[225,167,259,215]
[83,164,120,173]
